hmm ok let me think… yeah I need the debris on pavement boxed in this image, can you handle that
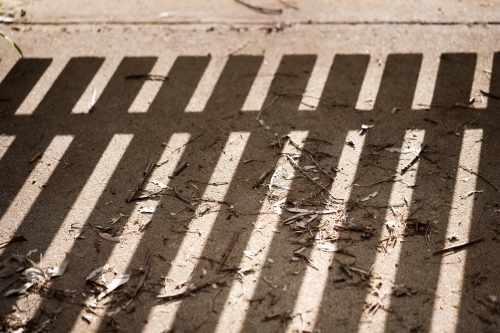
[0,235,27,249]
[433,236,485,255]
[97,274,131,300]
[128,159,155,202]
[99,233,122,243]
[235,0,283,15]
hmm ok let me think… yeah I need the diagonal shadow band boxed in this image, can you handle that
[0,51,498,333]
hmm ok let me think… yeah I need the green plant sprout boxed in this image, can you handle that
[0,29,24,79]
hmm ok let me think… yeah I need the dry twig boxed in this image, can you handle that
[433,236,485,255]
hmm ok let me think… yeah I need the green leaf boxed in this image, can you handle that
[0,29,24,80]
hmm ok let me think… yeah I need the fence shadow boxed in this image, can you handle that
[0,52,499,333]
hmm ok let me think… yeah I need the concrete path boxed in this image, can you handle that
[1,1,500,332]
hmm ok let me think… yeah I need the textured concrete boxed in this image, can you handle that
[0,1,500,333]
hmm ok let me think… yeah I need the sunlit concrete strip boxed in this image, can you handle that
[357,130,425,333]
[470,53,493,109]
[185,56,228,112]
[142,132,250,333]
[411,52,440,110]
[299,54,333,110]
[286,130,365,333]
[241,52,282,111]
[0,135,15,160]
[43,134,133,260]
[355,54,386,111]
[90,133,190,273]
[69,133,190,333]
[128,55,177,113]
[213,131,310,333]
[14,56,69,116]
[429,129,482,333]
[0,135,73,255]
[72,56,121,114]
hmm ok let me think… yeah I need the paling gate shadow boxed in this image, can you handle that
[0,51,499,333]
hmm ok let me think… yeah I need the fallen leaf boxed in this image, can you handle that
[85,265,108,282]
[139,207,156,213]
[315,243,335,252]
[46,255,69,278]
[0,260,22,278]
[359,190,379,202]
[286,207,336,214]
[269,166,282,190]
[151,180,171,190]
[97,274,131,300]
[82,313,95,324]
[273,198,286,215]
[384,147,416,154]
[243,250,253,259]
[5,282,33,297]
[99,233,121,243]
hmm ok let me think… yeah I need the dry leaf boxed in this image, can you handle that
[359,190,379,202]
[139,207,156,213]
[46,255,69,278]
[97,274,131,300]
[99,233,121,243]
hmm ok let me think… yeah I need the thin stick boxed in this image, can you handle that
[286,155,341,201]
[432,236,485,255]
[306,155,334,180]
[460,165,500,192]
[173,161,189,176]
[157,282,213,300]
[354,174,396,188]
[401,145,426,175]
[480,89,500,100]
[294,253,318,270]
[278,0,299,10]
[218,230,240,271]
[235,0,282,14]
[173,185,191,204]
[190,288,223,333]
[128,159,155,202]
[252,167,274,188]
[134,251,151,296]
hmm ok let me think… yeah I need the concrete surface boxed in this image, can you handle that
[1,1,500,333]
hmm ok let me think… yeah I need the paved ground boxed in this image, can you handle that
[1,1,500,333]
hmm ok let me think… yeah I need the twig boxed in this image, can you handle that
[128,159,155,202]
[173,185,191,204]
[480,89,500,100]
[134,251,151,296]
[190,288,223,333]
[173,133,204,153]
[286,155,341,201]
[460,165,500,192]
[432,236,485,255]
[218,230,240,271]
[173,161,189,176]
[354,175,396,188]
[306,155,334,180]
[235,0,282,14]
[228,41,250,57]
[289,139,332,157]
[157,282,214,300]
[252,167,274,188]
[278,0,299,10]
[401,145,426,175]
[125,74,168,81]
[294,253,318,270]
[0,235,28,249]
